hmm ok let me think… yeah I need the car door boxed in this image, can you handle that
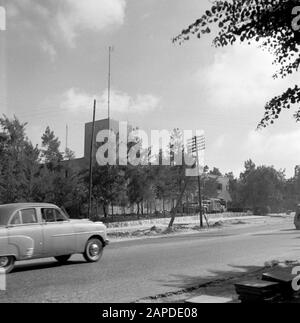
[8,208,43,260]
[41,208,76,257]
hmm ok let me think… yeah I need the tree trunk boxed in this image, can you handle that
[186,195,189,215]
[168,179,189,228]
[95,198,99,219]
[103,204,107,218]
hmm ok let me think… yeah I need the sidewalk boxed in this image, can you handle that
[107,215,261,232]
[136,261,300,303]
[107,213,293,241]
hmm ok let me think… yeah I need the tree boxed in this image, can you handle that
[209,167,222,176]
[88,165,127,218]
[64,148,76,160]
[283,168,300,209]
[41,126,63,166]
[127,165,153,216]
[0,116,40,203]
[174,0,300,127]
[239,161,286,213]
[225,172,243,208]
[35,127,83,213]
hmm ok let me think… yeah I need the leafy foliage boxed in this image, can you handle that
[173,0,300,127]
[41,126,63,166]
[4,116,299,219]
[0,116,40,203]
[228,159,291,213]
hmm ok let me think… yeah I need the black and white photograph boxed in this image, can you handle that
[1,0,300,309]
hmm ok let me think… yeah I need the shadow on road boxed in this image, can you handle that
[139,263,299,303]
[136,264,281,303]
[158,264,264,291]
[12,260,87,273]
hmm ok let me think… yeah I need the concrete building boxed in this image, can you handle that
[84,119,121,162]
[203,174,232,204]
[66,118,130,170]
[216,176,232,203]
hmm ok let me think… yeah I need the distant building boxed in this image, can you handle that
[84,118,121,162]
[204,174,232,203]
[66,118,132,170]
[215,176,232,203]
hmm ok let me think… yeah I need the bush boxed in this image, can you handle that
[253,206,271,216]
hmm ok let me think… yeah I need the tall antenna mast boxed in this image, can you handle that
[88,100,97,219]
[107,47,113,217]
[108,46,113,130]
[65,124,68,150]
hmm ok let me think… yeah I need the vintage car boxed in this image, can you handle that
[0,203,109,273]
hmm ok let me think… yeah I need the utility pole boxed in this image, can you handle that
[196,145,203,228]
[88,100,97,219]
[188,135,206,228]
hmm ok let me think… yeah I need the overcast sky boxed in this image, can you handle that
[1,0,300,177]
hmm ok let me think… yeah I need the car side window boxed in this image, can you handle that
[41,208,56,223]
[20,209,37,224]
[10,213,22,226]
[55,209,66,222]
[41,208,66,223]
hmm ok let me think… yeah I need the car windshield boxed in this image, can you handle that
[0,207,12,226]
[60,206,70,219]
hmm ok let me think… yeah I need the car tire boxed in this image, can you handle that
[83,238,103,263]
[55,255,72,264]
[0,256,15,274]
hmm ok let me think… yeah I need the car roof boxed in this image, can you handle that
[0,203,59,213]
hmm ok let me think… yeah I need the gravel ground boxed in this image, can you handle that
[107,214,294,242]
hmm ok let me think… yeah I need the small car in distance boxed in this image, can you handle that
[0,203,109,273]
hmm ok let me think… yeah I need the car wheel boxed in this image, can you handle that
[55,255,71,264]
[0,256,15,274]
[83,238,103,263]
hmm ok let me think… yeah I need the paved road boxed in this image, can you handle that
[0,216,299,303]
